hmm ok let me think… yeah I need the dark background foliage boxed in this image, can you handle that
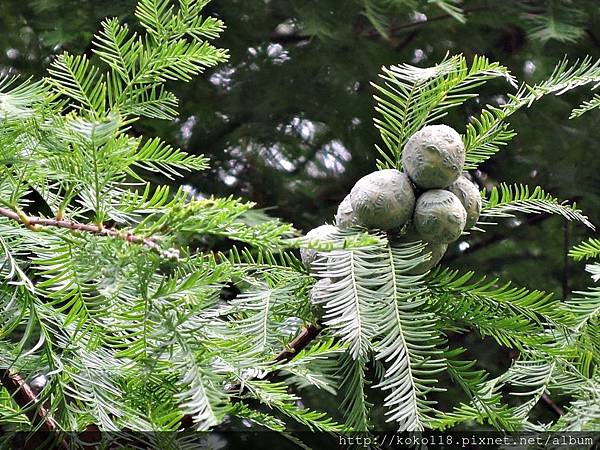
[2,0,599,432]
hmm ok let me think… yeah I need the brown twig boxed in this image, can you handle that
[0,207,163,254]
[273,323,323,364]
[562,221,571,300]
[0,369,69,450]
[257,323,323,384]
[541,392,565,417]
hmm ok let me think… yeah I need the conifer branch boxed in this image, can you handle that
[0,207,165,254]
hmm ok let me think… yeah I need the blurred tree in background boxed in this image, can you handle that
[2,0,600,433]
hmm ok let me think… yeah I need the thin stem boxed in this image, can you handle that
[90,125,103,226]
[0,206,163,254]
[364,5,491,37]
[542,392,565,417]
[0,369,69,450]
[272,323,323,364]
[562,221,571,299]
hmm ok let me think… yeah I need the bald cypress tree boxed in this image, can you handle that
[0,1,599,447]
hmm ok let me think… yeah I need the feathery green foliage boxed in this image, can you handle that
[375,54,600,173]
[372,54,515,169]
[570,238,600,261]
[480,183,594,230]
[0,0,339,443]
[553,251,600,430]
[521,0,587,44]
[307,53,600,432]
[571,94,600,118]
